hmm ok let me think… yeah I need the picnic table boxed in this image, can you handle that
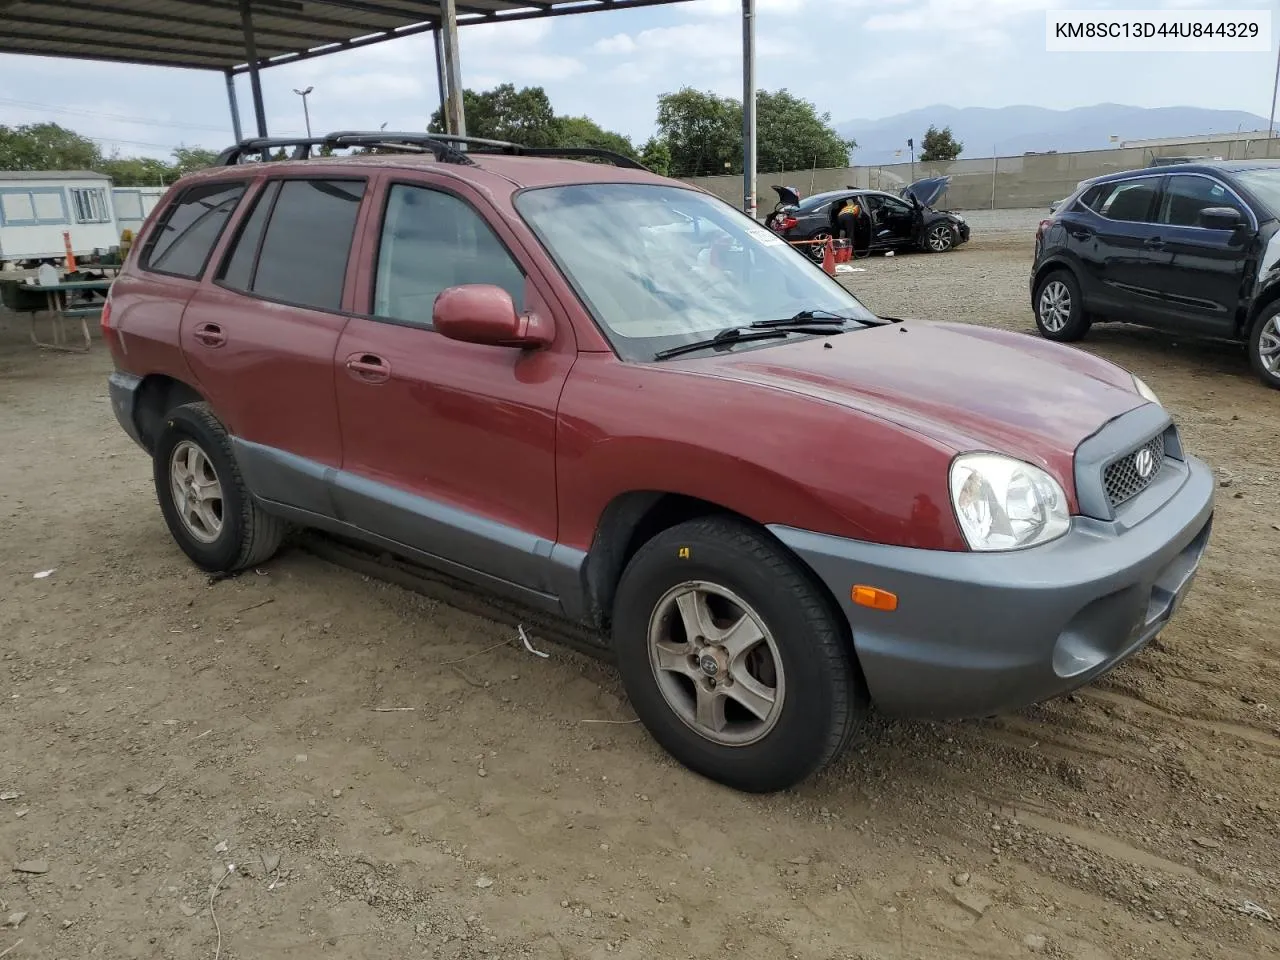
[16,278,112,353]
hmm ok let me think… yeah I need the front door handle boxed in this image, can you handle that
[1144,236,1165,249]
[345,353,391,384]
[193,322,226,347]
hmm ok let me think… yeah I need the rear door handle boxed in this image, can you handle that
[1144,236,1165,249]
[345,353,391,383]
[193,322,226,347]
[1069,227,1093,240]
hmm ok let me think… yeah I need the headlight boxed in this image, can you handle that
[1132,374,1160,406]
[949,453,1070,551]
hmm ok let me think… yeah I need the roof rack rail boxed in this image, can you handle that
[215,131,475,167]
[422,134,647,170]
[214,131,650,171]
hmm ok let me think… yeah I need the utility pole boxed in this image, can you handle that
[440,0,467,139]
[741,0,757,220]
[1270,39,1280,140]
[293,86,313,137]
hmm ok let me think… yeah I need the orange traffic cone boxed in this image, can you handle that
[822,238,835,276]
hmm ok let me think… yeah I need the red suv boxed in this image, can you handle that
[104,132,1215,793]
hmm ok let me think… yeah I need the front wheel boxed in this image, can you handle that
[611,517,866,793]
[1248,304,1280,390]
[924,222,955,252]
[1034,269,1091,342]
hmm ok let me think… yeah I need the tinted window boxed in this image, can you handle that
[143,182,246,278]
[373,184,525,327]
[1078,183,1108,212]
[248,179,365,311]
[1095,178,1159,223]
[1158,175,1243,227]
[218,181,279,290]
[1233,168,1280,219]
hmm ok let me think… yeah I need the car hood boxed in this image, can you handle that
[900,175,951,208]
[691,319,1146,491]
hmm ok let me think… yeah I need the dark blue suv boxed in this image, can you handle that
[1030,160,1280,390]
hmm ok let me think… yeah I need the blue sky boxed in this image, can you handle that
[0,0,1276,159]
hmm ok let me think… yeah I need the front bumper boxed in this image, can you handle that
[769,453,1214,720]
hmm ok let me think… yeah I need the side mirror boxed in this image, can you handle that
[1198,206,1244,231]
[433,284,553,349]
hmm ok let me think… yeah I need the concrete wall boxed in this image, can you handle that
[684,134,1280,212]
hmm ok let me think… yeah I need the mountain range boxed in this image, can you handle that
[836,104,1271,166]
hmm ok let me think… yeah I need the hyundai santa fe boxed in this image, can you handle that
[104,131,1215,793]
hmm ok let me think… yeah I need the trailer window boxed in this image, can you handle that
[71,187,111,224]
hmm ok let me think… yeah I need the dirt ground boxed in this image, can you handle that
[2,222,1279,960]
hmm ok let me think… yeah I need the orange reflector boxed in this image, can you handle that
[852,585,898,611]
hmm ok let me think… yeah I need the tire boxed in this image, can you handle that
[1034,269,1091,342]
[1247,303,1280,390]
[611,517,866,793]
[152,402,286,573]
[924,222,955,252]
[807,230,833,263]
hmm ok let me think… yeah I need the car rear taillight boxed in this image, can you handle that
[780,216,798,231]
[100,296,112,334]
[1036,218,1052,239]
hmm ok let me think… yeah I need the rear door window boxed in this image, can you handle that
[220,178,366,312]
[142,181,246,278]
[1094,178,1161,223]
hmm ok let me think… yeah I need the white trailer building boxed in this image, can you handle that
[111,185,165,237]
[0,170,121,267]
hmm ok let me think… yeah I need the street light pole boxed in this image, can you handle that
[293,86,313,138]
[1269,40,1280,145]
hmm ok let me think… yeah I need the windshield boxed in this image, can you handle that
[1232,168,1280,219]
[515,183,878,361]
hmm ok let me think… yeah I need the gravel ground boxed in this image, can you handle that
[1,229,1279,960]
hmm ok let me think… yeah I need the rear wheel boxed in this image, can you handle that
[1034,269,1091,342]
[611,517,866,793]
[1248,303,1280,390]
[807,230,833,263]
[152,402,286,573]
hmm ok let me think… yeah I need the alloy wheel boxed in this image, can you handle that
[1259,315,1280,376]
[647,581,785,747]
[169,440,224,544]
[927,224,953,251]
[1038,280,1072,333]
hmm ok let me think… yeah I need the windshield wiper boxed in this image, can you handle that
[751,309,893,329]
[652,322,844,361]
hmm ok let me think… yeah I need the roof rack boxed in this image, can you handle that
[215,130,650,171]
[215,132,475,167]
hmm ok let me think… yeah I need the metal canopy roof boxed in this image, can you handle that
[0,0,693,74]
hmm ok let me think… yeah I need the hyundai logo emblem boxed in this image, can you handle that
[1134,447,1155,479]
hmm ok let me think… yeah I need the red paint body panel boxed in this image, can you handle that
[106,153,1151,569]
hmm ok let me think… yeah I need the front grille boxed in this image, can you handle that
[1103,433,1166,508]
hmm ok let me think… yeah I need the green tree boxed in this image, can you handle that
[919,124,963,162]
[655,87,854,178]
[0,122,100,171]
[98,152,172,186]
[554,115,636,158]
[429,83,559,146]
[655,87,741,177]
[171,145,220,175]
[640,136,671,176]
[756,89,854,173]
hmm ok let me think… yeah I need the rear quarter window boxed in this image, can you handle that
[141,181,246,279]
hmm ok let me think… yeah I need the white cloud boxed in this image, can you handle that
[594,33,637,55]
